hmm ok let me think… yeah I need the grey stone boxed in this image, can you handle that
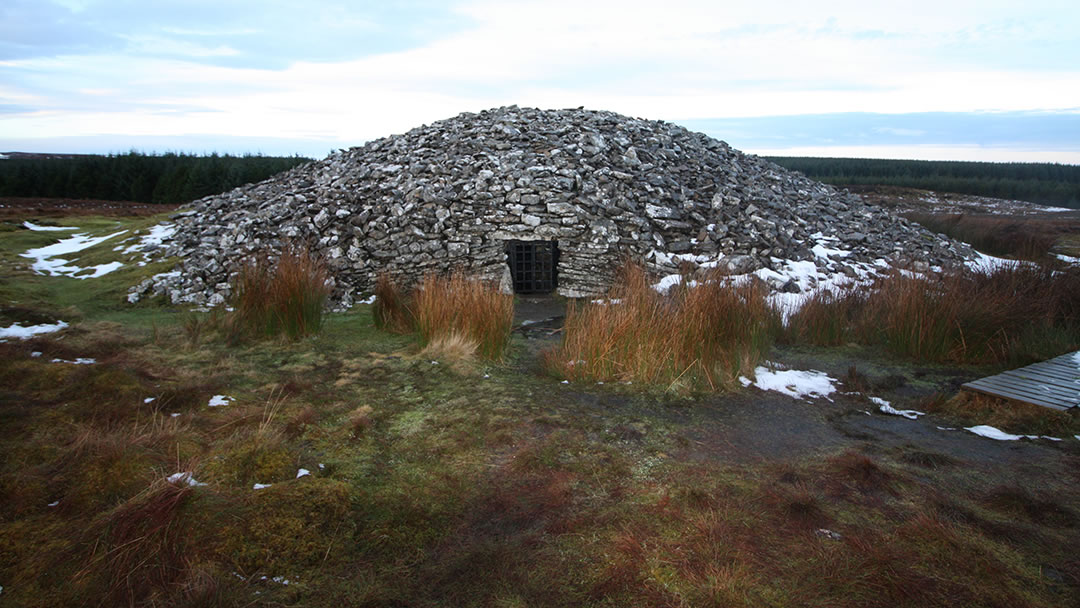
[129,106,975,307]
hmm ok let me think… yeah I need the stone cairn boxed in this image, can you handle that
[130,106,974,307]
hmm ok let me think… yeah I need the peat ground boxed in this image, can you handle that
[0,198,1078,606]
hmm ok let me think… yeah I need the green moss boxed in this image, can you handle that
[67,450,157,511]
[203,435,295,488]
[223,478,352,572]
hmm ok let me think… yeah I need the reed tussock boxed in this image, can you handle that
[786,263,1080,365]
[543,264,779,391]
[229,245,330,340]
[860,264,1080,364]
[783,288,866,346]
[413,272,515,360]
[78,479,193,604]
[372,272,414,332]
[373,272,514,360]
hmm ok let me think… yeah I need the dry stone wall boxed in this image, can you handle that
[130,106,975,307]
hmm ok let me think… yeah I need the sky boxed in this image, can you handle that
[1,0,1079,163]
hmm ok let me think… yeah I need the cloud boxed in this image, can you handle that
[1,0,1079,161]
[873,127,927,137]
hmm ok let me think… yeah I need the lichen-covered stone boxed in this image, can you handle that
[130,106,974,306]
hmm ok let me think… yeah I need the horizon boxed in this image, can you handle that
[4,109,1080,166]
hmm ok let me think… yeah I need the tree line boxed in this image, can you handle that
[2,151,1077,209]
[766,157,1080,208]
[0,152,312,205]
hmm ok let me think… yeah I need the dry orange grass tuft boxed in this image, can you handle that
[373,271,514,361]
[418,331,480,373]
[349,405,375,438]
[785,263,1080,365]
[372,272,414,332]
[543,263,778,390]
[229,245,330,341]
[857,264,1080,365]
[413,271,515,360]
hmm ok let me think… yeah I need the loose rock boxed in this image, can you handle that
[129,106,975,307]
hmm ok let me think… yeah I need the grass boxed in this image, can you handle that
[786,264,1080,366]
[925,391,1080,438]
[2,296,1078,606]
[77,479,194,605]
[2,210,1080,606]
[228,245,331,341]
[905,212,1074,261]
[543,263,779,391]
[782,287,865,347]
[373,271,515,361]
[372,272,413,332]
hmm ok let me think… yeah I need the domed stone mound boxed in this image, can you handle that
[132,106,974,307]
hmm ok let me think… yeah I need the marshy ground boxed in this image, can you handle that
[1,197,1079,607]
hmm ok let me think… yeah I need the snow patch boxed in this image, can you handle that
[167,472,207,487]
[51,357,95,365]
[811,240,853,260]
[122,223,174,253]
[252,483,272,490]
[21,229,128,278]
[0,321,68,339]
[207,394,235,407]
[965,425,1027,441]
[965,251,1019,273]
[653,274,684,293]
[23,221,76,232]
[359,294,376,305]
[871,397,925,419]
[740,367,837,400]
[963,425,1059,441]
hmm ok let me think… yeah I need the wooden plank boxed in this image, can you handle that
[964,375,1077,402]
[995,369,1080,395]
[963,378,1076,407]
[1035,361,1080,374]
[960,350,1080,411]
[1030,362,1080,375]
[967,380,1075,408]
[962,384,1067,410]
[982,374,1080,399]
[972,369,1080,393]
[965,373,1078,400]
[962,383,1072,411]
[1020,356,1080,369]
[1012,360,1080,376]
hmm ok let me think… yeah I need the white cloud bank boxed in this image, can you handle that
[2,0,1079,160]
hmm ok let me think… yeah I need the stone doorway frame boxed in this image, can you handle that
[506,240,558,294]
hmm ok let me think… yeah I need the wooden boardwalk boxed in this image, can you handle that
[962,351,1080,411]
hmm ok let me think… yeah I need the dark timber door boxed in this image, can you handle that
[508,240,557,294]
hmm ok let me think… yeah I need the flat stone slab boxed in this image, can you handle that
[962,351,1080,411]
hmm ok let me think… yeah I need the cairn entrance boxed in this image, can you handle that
[507,240,558,294]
